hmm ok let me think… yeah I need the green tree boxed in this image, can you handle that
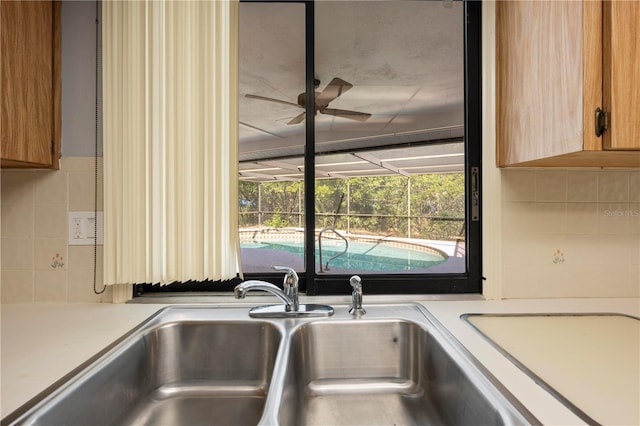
[315,179,347,229]
[238,181,259,227]
[260,181,303,228]
[239,172,465,240]
[410,173,465,239]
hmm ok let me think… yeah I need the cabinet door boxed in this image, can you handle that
[496,1,588,165]
[603,1,640,150]
[1,1,55,166]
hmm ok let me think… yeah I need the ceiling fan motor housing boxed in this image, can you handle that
[247,77,370,124]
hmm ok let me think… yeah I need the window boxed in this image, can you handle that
[238,0,481,294]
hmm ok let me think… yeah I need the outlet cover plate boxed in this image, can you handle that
[68,211,103,246]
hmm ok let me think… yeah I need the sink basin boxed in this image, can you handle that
[5,305,538,426]
[279,319,523,426]
[9,309,282,426]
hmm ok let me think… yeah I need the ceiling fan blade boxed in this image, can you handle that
[321,108,371,122]
[287,112,306,125]
[245,94,300,108]
[316,77,353,107]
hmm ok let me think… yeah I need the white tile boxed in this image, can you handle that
[502,265,537,298]
[1,238,34,270]
[534,202,567,234]
[501,232,568,270]
[502,202,536,235]
[628,234,639,266]
[630,203,640,235]
[1,202,34,238]
[591,267,638,297]
[598,203,630,234]
[34,270,68,302]
[34,238,68,271]
[524,233,567,267]
[535,170,567,202]
[629,267,640,294]
[34,171,68,205]
[630,171,640,203]
[60,157,101,173]
[1,172,34,207]
[67,269,105,303]
[68,171,103,211]
[566,203,598,234]
[501,170,536,201]
[501,234,538,267]
[565,266,632,298]
[594,234,634,266]
[68,246,102,270]
[34,204,67,238]
[548,246,568,268]
[534,265,570,297]
[598,171,629,202]
[503,265,570,299]
[567,171,598,202]
[566,234,606,267]
[0,270,34,303]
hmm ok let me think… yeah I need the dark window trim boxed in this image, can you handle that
[137,0,482,296]
[303,0,316,293]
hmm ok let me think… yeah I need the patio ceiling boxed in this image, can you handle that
[239,141,464,182]
[238,1,465,179]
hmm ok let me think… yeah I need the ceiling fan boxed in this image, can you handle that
[245,77,372,125]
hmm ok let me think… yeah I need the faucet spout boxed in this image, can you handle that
[234,280,295,311]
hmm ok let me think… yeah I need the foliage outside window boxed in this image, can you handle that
[239,173,464,241]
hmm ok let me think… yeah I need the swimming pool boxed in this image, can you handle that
[241,239,447,272]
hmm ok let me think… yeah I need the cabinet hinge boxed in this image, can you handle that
[595,107,609,137]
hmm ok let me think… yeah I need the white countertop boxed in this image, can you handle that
[2,296,639,424]
[466,314,639,425]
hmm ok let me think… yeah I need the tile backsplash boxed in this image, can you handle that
[1,158,112,303]
[500,169,639,298]
[2,161,638,302]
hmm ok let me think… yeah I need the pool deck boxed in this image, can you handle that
[241,248,305,273]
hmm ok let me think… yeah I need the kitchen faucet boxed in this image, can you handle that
[234,265,334,318]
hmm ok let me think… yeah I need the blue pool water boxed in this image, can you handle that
[241,239,446,271]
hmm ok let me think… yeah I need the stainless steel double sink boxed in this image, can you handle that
[6,304,539,425]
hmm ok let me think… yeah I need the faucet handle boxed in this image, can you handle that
[272,265,299,287]
[349,275,362,290]
[349,275,365,316]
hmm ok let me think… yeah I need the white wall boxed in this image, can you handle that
[61,1,101,157]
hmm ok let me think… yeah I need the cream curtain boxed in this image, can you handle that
[102,0,240,288]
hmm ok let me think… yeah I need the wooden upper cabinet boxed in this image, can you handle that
[603,1,640,150]
[496,1,640,167]
[1,1,61,169]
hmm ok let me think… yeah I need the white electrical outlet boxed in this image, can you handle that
[72,217,83,240]
[68,212,104,245]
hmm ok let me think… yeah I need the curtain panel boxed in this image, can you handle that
[103,0,240,287]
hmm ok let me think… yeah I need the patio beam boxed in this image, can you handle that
[352,152,410,177]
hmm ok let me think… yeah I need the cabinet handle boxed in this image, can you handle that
[595,108,609,137]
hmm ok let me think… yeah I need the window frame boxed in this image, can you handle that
[138,0,482,296]
[242,0,482,295]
